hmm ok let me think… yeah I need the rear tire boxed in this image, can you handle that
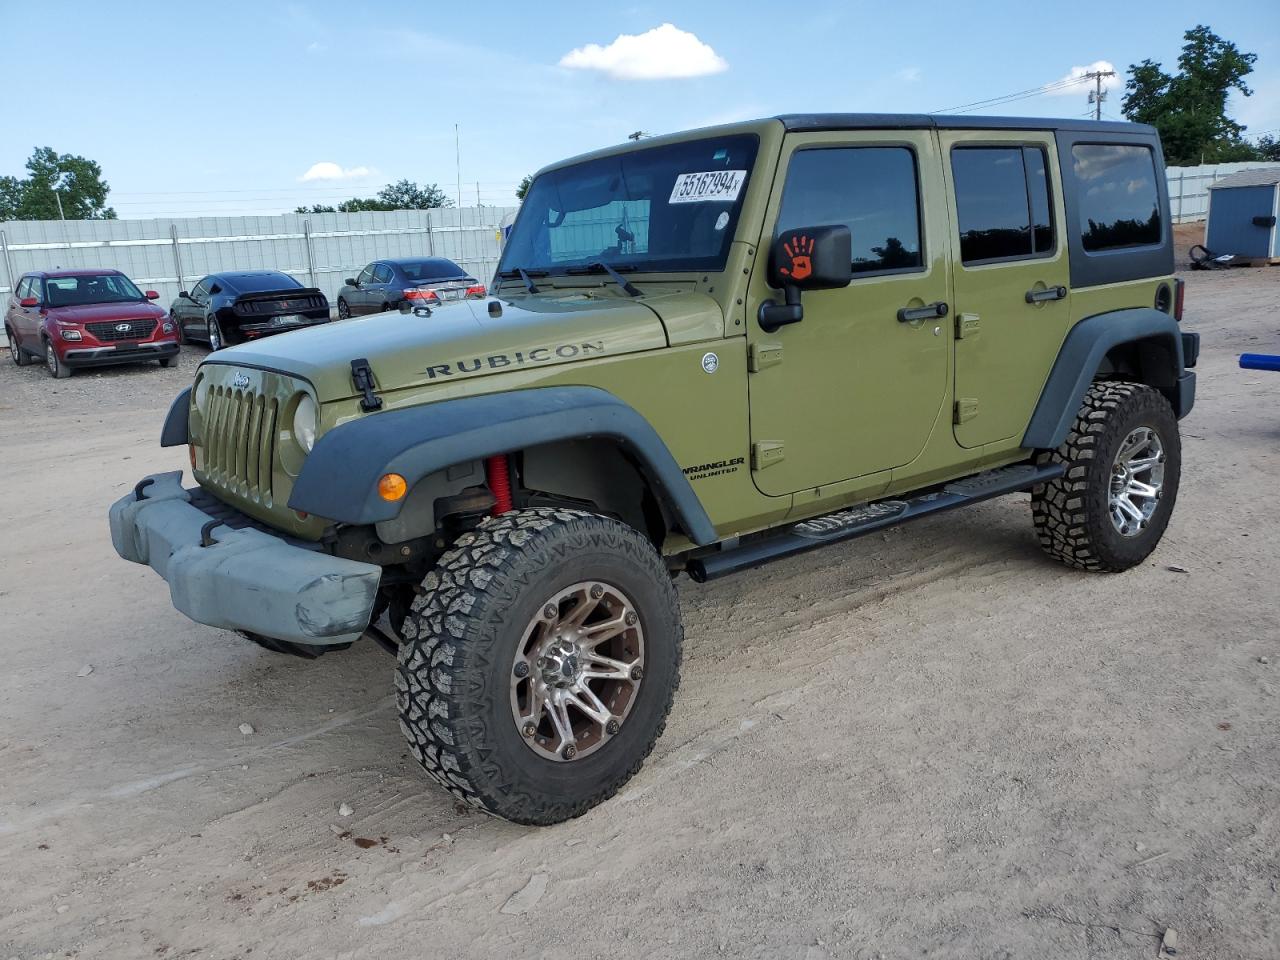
[7,327,30,366]
[1032,381,1180,572]
[396,508,682,825]
[45,340,71,379]
[159,357,174,368]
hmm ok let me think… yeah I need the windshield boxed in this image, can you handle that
[500,134,759,275]
[227,272,301,293]
[400,258,468,282]
[44,274,145,306]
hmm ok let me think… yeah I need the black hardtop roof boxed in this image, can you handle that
[776,113,1156,136]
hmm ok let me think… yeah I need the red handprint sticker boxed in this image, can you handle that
[779,234,814,282]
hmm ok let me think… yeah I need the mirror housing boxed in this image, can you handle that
[759,225,852,333]
[344,277,358,287]
[145,290,159,300]
[178,290,191,300]
[20,296,39,308]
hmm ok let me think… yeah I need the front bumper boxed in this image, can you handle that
[64,340,179,367]
[109,471,380,645]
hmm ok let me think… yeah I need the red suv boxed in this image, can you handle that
[5,269,179,378]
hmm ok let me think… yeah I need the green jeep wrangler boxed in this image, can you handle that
[110,114,1198,825]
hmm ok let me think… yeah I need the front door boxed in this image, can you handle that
[939,131,1072,448]
[352,265,376,314]
[746,130,952,497]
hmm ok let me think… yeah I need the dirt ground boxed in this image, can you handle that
[1,265,1278,960]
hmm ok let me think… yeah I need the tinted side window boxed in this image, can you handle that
[15,278,30,299]
[1071,144,1162,251]
[357,265,375,285]
[190,279,210,303]
[777,147,923,275]
[373,265,394,284]
[951,146,1054,264]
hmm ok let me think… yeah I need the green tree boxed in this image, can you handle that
[1256,134,1280,162]
[294,203,337,214]
[1122,25,1258,165]
[336,197,394,213]
[0,147,116,221]
[515,175,533,201]
[376,179,451,209]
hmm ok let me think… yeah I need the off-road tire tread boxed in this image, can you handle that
[396,507,682,825]
[1031,380,1176,572]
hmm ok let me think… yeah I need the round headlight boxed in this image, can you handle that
[292,394,318,453]
[192,376,210,412]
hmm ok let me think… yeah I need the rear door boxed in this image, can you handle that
[939,131,1071,448]
[746,129,952,496]
[9,278,33,345]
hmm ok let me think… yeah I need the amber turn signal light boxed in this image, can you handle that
[378,473,408,501]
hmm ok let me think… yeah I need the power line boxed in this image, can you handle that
[930,73,1094,114]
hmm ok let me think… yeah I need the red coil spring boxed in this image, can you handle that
[486,455,513,515]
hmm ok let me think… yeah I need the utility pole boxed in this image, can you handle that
[1086,69,1117,121]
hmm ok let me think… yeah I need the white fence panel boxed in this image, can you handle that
[1166,161,1280,223]
[0,207,518,304]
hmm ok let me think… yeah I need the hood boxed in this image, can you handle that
[208,293,670,401]
[47,302,166,323]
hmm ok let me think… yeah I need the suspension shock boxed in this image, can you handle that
[486,454,513,515]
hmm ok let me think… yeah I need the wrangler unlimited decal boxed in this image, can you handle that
[682,456,745,481]
[425,341,606,379]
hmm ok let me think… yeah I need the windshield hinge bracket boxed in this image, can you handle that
[351,358,383,412]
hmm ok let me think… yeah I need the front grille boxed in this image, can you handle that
[202,383,278,506]
[86,319,157,342]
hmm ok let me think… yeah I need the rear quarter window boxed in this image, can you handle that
[1070,144,1162,251]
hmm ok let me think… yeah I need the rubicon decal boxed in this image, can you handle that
[682,456,744,481]
[425,341,605,379]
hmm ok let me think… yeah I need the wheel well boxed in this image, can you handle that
[374,439,673,550]
[1099,334,1179,405]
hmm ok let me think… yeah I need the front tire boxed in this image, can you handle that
[396,508,682,825]
[45,340,71,379]
[1032,381,1180,571]
[337,298,350,320]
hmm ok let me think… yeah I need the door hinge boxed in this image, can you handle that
[956,313,980,339]
[748,342,784,372]
[751,441,785,470]
[954,398,979,424]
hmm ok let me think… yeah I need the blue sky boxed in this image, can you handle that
[4,0,1278,219]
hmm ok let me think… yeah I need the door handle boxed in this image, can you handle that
[897,301,948,323]
[1025,285,1068,303]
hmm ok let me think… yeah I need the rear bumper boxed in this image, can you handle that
[108,471,380,645]
[64,340,179,367]
[237,315,329,334]
[1176,370,1196,420]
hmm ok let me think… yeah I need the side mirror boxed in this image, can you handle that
[20,296,39,308]
[758,225,852,333]
[145,290,159,300]
[344,277,358,287]
[178,290,191,300]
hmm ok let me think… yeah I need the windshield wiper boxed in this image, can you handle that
[564,260,641,298]
[496,266,548,294]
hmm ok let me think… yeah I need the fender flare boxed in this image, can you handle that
[288,385,718,546]
[160,387,191,447]
[1022,307,1189,450]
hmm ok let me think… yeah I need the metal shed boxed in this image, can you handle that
[1205,168,1280,261]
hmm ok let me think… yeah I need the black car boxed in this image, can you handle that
[170,271,330,350]
[335,258,485,318]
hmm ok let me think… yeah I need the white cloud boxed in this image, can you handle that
[559,23,727,80]
[1044,60,1121,96]
[306,41,327,54]
[895,67,922,84]
[298,162,370,182]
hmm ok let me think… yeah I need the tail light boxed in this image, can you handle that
[404,288,439,301]
[466,284,486,299]
[1174,278,1185,322]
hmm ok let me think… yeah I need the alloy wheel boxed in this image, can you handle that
[1109,426,1165,537]
[510,581,645,762]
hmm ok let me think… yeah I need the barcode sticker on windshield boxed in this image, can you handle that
[669,170,746,204]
